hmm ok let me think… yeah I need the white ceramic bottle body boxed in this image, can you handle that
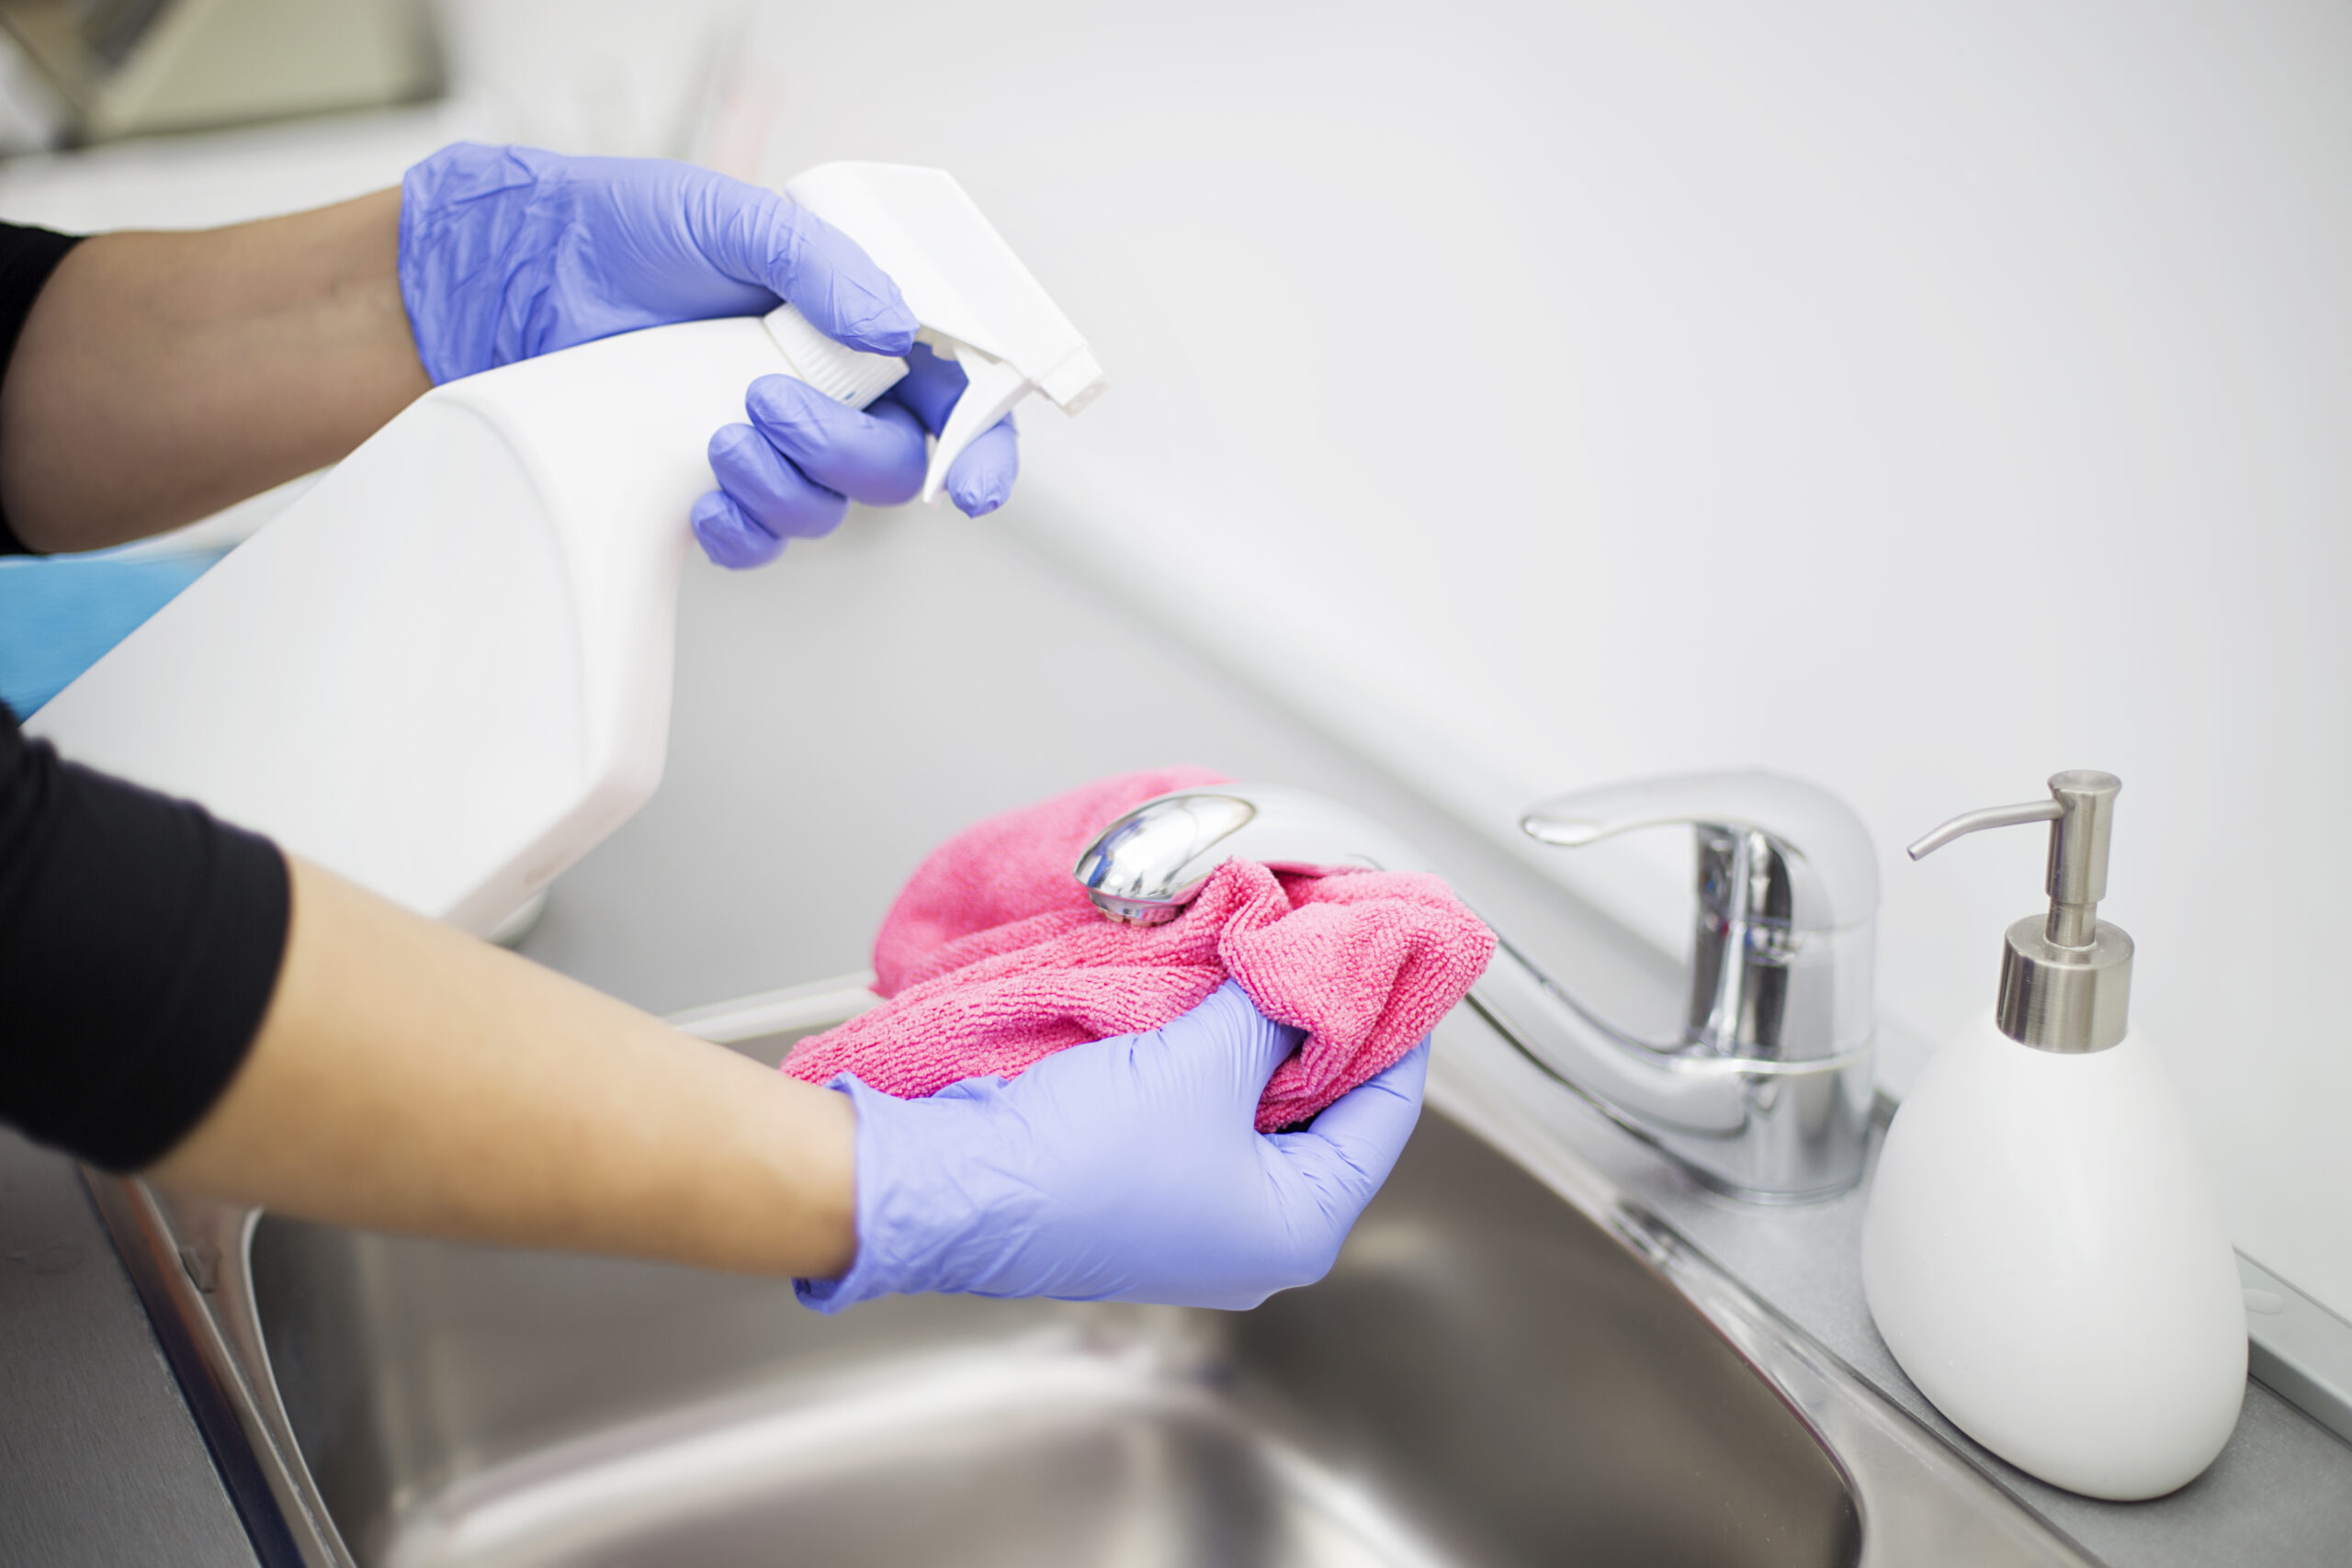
[1861,1011,2245,1499]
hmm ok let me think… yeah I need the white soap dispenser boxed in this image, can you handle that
[1861,771,2245,1500]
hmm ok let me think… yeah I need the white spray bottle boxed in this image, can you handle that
[28,164,1103,935]
[1862,771,2245,1499]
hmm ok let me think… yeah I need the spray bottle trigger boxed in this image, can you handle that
[921,340,1032,504]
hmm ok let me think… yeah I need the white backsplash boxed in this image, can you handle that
[726,0,2352,1318]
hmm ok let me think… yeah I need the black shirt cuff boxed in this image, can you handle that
[1,713,291,1169]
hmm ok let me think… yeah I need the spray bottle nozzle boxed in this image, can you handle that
[782,163,1107,503]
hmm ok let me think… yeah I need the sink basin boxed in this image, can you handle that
[72,490,2338,1568]
[252,1100,1853,1568]
[91,998,2094,1568]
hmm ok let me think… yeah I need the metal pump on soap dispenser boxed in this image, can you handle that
[1906,768,2132,1054]
[1860,772,2245,1501]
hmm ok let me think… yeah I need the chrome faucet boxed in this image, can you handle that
[1072,771,1878,1200]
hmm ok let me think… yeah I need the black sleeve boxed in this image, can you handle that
[0,220,85,556]
[0,710,290,1169]
[0,216,294,1170]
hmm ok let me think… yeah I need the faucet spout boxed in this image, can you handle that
[1070,775,1879,1201]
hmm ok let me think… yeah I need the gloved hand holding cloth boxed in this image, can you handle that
[794,769,1497,1312]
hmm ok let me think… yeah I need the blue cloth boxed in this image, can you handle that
[0,551,222,717]
[797,982,1430,1312]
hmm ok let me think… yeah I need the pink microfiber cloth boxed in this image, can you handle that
[782,768,1496,1131]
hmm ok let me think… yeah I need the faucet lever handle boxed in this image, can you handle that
[1520,769,1880,1066]
[1521,770,1880,931]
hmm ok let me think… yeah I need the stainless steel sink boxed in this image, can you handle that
[73,496,2342,1568]
[254,1109,1851,1568]
[89,997,2097,1568]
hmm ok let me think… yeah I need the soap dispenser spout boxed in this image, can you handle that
[1907,770,2132,1054]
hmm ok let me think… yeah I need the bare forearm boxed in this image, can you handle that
[151,858,859,1278]
[0,189,429,553]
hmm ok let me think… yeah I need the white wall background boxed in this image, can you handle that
[3,1,2343,1318]
[710,0,2352,1317]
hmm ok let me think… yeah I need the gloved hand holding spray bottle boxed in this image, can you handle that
[37,151,1109,936]
[397,145,1045,564]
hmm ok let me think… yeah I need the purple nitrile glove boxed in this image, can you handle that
[797,981,1430,1312]
[691,342,1019,570]
[396,143,1020,571]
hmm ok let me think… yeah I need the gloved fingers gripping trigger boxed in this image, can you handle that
[744,375,928,507]
[880,343,1022,518]
[707,421,849,543]
[882,341,967,431]
[942,416,1020,518]
[690,490,783,570]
